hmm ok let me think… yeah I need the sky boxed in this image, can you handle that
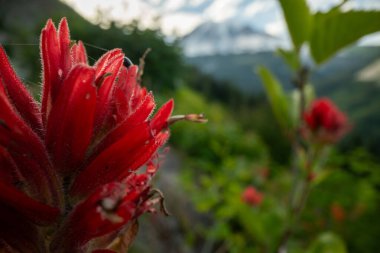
[61,0,380,44]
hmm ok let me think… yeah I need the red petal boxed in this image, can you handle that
[112,67,133,120]
[45,65,96,173]
[95,92,155,155]
[94,53,124,129]
[40,18,72,125]
[108,66,149,126]
[0,47,42,135]
[58,18,72,77]
[115,66,130,92]
[71,41,88,65]
[72,126,168,197]
[150,99,174,132]
[52,182,135,252]
[119,66,138,103]
[71,123,151,196]
[94,49,123,80]
[0,181,60,225]
[125,131,169,177]
[0,146,25,188]
[130,85,145,111]
[0,84,61,206]
[40,19,60,124]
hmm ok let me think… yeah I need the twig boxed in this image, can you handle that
[137,48,151,84]
[168,114,208,125]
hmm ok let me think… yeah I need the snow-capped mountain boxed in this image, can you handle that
[64,0,380,56]
[64,0,290,56]
[171,0,291,56]
[181,21,288,56]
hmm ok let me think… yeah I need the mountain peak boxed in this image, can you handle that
[181,21,287,57]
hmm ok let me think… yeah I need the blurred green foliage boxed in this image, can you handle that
[171,88,285,252]
[1,0,380,252]
[279,0,312,51]
[307,232,347,253]
[171,87,268,166]
[0,2,184,94]
[257,66,292,131]
[279,0,380,63]
[68,21,185,91]
[305,148,380,252]
[310,10,380,63]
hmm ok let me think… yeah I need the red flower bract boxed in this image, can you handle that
[241,186,263,207]
[0,18,173,253]
[330,203,346,223]
[303,98,349,143]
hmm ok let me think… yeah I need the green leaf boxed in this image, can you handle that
[238,208,267,243]
[307,232,347,253]
[277,48,301,70]
[310,10,380,64]
[257,66,291,131]
[279,0,313,51]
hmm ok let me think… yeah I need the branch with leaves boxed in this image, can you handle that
[257,0,380,252]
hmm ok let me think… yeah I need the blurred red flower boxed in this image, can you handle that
[331,203,346,223]
[0,18,173,252]
[241,186,263,206]
[304,98,349,143]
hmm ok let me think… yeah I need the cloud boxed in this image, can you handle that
[160,0,186,12]
[62,0,380,39]
[307,0,380,12]
[359,32,380,46]
[161,13,204,36]
[243,1,275,16]
[204,0,240,22]
[265,19,286,37]
[307,0,342,12]
[343,0,380,10]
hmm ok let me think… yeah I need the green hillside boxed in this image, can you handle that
[186,46,380,154]
[186,47,380,94]
[186,52,293,93]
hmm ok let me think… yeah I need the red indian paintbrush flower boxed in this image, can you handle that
[303,98,349,143]
[330,203,346,223]
[0,18,174,252]
[241,186,263,207]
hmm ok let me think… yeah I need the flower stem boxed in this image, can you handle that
[276,66,310,253]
